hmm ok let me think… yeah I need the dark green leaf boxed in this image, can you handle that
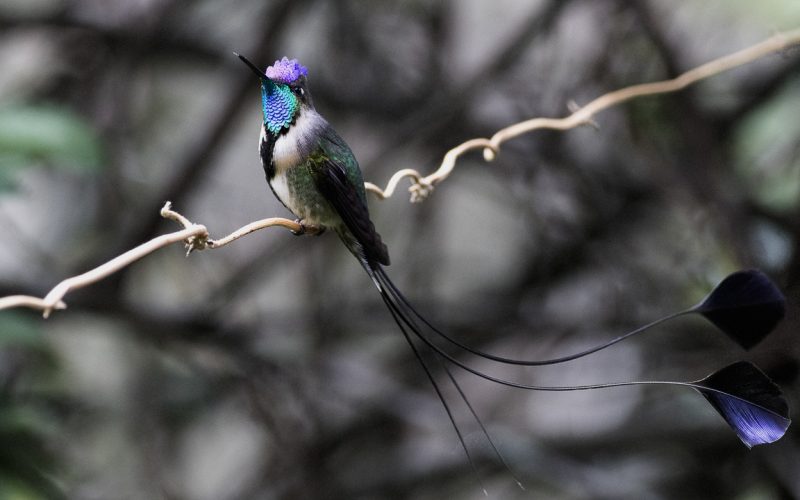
[0,105,103,189]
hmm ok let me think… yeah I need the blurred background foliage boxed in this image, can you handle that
[0,0,799,499]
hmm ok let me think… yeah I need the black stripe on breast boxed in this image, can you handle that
[260,131,278,180]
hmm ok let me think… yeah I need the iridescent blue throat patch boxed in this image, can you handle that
[262,81,299,134]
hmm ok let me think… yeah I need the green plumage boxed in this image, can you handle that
[259,78,389,266]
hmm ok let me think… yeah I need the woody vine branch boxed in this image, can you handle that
[0,28,798,317]
[364,28,800,201]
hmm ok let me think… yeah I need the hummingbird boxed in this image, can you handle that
[235,54,790,479]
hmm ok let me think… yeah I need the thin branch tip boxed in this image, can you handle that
[373,28,800,201]
[366,168,427,202]
[42,301,66,319]
[409,180,434,203]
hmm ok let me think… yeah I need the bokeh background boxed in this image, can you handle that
[1,1,799,498]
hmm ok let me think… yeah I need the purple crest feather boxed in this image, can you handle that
[265,57,308,84]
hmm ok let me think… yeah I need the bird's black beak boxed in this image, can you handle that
[235,52,271,83]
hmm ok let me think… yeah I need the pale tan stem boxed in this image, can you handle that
[0,221,210,317]
[0,295,66,313]
[36,224,208,317]
[159,201,318,252]
[365,169,425,200]
[0,203,319,317]
[365,28,800,199]
[0,204,206,317]
[161,201,194,228]
[207,217,321,249]
[485,28,800,158]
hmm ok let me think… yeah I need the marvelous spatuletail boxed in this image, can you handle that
[236,54,791,473]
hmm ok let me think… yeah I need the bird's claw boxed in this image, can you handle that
[291,219,307,236]
[291,219,325,236]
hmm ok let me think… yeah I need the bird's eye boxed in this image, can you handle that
[297,87,305,97]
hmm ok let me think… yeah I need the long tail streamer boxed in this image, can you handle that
[368,266,790,485]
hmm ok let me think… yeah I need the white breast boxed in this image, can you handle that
[270,170,293,210]
[263,109,328,220]
[271,110,324,173]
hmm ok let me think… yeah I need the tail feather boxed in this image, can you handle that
[370,263,522,488]
[373,266,631,392]
[375,266,682,366]
[439,360,525,491]
[350,259,790,492]
[376,287,489,494]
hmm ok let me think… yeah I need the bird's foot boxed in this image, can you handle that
[291,219,307,236]
[292,219,325,236]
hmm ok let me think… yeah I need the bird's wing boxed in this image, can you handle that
[308,144,390,266]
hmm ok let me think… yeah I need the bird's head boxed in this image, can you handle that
[237,54,313,135]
